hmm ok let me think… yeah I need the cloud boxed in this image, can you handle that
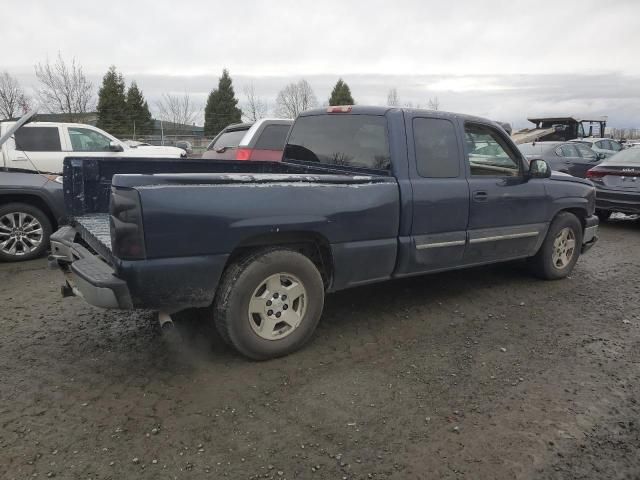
[3,0,640,127]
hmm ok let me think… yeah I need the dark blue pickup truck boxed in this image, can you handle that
[50,106,598,359]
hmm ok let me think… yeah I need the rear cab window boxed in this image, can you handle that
[208,128,249,151]
[14,127,62,152]
[284,114,390,170]
[254,124,291,150]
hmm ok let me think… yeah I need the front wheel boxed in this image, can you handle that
[213,248,325,360]
[529,212,583,280]
[0,203,52,262]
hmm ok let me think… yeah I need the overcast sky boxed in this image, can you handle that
[3,0,640,127]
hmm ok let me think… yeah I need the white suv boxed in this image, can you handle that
[0,122,186,174]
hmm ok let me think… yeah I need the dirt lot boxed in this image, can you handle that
[1,218,639,480]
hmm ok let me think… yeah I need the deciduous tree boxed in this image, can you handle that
[275,79,317,118]
[0,72,29,120]
[34,53,93,122]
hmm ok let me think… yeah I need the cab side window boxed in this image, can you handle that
[413,118,460,178]
[464,123,520,176]
[68,127,112,152]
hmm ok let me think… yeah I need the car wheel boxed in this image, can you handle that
[529,212,583,280]
[213,248,325,360]
[0,203,52,262]
[596,209,612,222]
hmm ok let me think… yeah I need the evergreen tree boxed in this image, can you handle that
[328,78,355,106]
[96,66,127,136]
[204,69,242,136]
[126,81,153,137]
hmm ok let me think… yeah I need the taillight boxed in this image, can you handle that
[586,169,605,179]
[235,148,252,160]
[109,187,146,260]
[327,105,352,113]
[586,169,624,179]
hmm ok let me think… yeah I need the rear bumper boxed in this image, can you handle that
[50,226,229,312]
[595,188,640,214]
[581,215,599,254]
[50,226,133,309]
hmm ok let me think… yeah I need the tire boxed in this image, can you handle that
[0,203,52,262]
[529,212,583,280]
[213,248,325,360]
[596,209,612,222]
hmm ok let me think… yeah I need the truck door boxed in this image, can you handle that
[11,125,65,173]
[463,121,547,263]
[396,114,470,274]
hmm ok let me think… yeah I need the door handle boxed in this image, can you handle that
[473,191,488,202]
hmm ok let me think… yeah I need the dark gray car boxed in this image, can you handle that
[0,170,65,261]
[586,148,640,220]
[519,141,603,178]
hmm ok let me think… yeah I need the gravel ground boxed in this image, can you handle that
[1,217,639,480]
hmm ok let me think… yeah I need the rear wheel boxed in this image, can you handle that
[529,212,583,280]
[0,203,52,262]
[213,248,325,360]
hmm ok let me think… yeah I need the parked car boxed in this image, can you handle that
[570,138,623,159]
[518,141,603,178]
[586,147,640,220]
[0,121,186,174]
[50,106,598,360]
[202,119,293,161]
[0,114,66,262]
[175,140,193,155]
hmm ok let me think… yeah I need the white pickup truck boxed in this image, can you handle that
[0,121,186,174]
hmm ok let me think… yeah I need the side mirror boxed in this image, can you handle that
[528,158,552,179]
[109,141,124,152]
[596,152,605,160]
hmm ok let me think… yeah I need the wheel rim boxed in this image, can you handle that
[248,272,307,341]
[0,212,44,257]
[551,227,576,269]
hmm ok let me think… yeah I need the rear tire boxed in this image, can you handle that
[0,203,52,262]
[529,212,583,280]
[213,248,325,360]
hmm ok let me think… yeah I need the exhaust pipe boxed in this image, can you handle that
[157,311,174,331]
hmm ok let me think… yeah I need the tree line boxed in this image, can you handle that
[0,53,443,138]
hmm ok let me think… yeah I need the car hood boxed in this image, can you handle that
[126,145,185,156]
[550,170,593,186]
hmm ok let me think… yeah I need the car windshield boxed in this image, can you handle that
[604,148,640,164]
[208,129,248,150]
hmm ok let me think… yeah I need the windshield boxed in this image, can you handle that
[208,129,248,150]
